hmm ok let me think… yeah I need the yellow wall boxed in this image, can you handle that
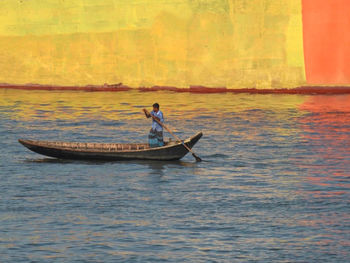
[0,0,305,88]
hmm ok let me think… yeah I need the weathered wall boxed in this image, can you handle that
[0,0,305,88]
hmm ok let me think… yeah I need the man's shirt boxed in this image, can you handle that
[151,110,164,131]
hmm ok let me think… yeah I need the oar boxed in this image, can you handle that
[144,109,202,162]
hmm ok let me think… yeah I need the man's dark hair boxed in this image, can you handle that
[153,103,160,109]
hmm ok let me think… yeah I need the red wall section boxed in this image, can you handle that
[302,0,350,84]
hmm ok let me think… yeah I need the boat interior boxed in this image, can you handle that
[21,139,180,151]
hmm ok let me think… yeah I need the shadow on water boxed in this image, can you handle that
[24,157,198,167]
[23,157,200,177]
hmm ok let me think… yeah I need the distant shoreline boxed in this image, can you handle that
[1,83,350,95]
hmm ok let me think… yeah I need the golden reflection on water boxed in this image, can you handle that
[0,89,307,122]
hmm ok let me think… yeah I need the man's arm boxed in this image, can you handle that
[143,108,151,118]
[151,112,161,122]
[153,116,161,121]
[151,111,163,122]
[143,109,163,122]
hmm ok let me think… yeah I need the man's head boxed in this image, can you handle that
[153,103,160,112]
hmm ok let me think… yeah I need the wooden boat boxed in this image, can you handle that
[18,132,202,161]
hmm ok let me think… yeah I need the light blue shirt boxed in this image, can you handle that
[151,110,164,132]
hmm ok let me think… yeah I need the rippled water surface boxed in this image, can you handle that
[1,89,349,262]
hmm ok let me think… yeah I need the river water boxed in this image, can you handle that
[0,89,349,262]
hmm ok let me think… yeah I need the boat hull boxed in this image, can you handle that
[19,132,202,161]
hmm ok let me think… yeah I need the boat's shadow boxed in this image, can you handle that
[24,157,198,167]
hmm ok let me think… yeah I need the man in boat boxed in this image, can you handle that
[143,103,164,147]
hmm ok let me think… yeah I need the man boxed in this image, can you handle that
[143,103,164,147]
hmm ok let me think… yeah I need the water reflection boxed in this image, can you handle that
[0,89,306,121]
[1,89,350,262]
[299,95,350,195]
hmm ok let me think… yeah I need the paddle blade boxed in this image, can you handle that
[192,153,202,162]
